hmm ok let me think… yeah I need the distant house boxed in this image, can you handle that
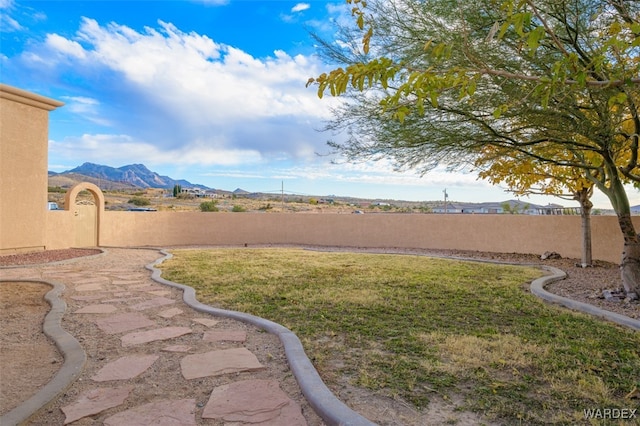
[536,203,580,215]
[180,188,217,198]
[461,202,504,214]
[431,200,577,215]
[432,203,465,214]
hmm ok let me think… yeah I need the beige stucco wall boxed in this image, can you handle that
[93,212,635,264]
[0,84,63,254]
[0,84,633,264]
[44,182,106,249]
[45,210,75,250]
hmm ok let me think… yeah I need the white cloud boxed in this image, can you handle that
[46,33,86,58]
[61,95,97,106]
[36,17,339,164]
[291,3,311,13]
[1,14,22,31]
[60,96,111,126]
[49,134,265,167]
[0,0,24,32]
[278,160,487,188]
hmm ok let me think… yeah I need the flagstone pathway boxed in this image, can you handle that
[0,248,327,425]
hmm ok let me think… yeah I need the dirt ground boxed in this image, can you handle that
[0,282,64,414]
[0,247,636,425]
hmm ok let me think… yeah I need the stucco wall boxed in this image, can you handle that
[93,211,635,264]
[1,84,632,264]
[0,84,63,254]
[45,210,76,250]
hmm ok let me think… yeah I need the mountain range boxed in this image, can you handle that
[48,162,638,214]
[49,162,209,190]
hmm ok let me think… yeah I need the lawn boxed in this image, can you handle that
[158,248,640,425]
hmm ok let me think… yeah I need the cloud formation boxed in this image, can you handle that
[26,17,338,167]
[291,3,311,13]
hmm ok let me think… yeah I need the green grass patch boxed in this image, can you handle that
[159,248,640,425]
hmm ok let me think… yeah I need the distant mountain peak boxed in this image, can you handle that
[64,162,208,190]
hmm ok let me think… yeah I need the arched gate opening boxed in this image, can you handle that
[63,183,105,247]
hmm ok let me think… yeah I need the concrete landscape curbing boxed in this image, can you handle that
[0,279,87,426]
[531,266,640,331]
[2,247,638,426]
[147,250,377,426]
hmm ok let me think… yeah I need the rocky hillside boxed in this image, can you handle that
[50,163,208,190]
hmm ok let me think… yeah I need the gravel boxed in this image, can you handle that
[0,248,102,267]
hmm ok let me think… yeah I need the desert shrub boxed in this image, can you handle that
[48,186,67,193]
[128,196,150,206]
[199,201,219,212]
[231,205,246,212]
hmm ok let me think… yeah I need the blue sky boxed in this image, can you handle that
[1,0,637,208]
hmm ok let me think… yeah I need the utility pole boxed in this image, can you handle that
[443,189,448,214]
[281,180,284,211]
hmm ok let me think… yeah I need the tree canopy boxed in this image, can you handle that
[308,0,640,297]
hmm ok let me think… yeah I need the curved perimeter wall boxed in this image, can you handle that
[45,211,638,264]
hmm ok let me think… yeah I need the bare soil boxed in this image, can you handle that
[0,282,63,414]
[0,247,636,426]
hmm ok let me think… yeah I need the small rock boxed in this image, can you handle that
[541,251,561,260]
[602,288,625,302]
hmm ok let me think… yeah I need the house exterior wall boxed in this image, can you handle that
[0,84,63,254]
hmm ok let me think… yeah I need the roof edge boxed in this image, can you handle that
[0,83,64,111]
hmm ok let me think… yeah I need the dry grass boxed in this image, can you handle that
[159,248,640,425]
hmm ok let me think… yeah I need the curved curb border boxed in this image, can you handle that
[0,279,87,426]
[531,266,640,331]
[146,249,376,426]
[356,248,640,332]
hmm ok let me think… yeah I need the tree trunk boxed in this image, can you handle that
[618,213,640,300]
[575,189,593,268]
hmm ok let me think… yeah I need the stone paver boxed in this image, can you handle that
[191,318,218,327]
[158,307,183,318]
[74,304,118,314]
[202,379,307,424]
[95,312,156,334]
[103,399,197,426]
[61,386,133,424]
[202,329,247,343]
[180,348,265,379]
[130,296,175,311]
[91,355,159,381]
[121,326,192,346]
